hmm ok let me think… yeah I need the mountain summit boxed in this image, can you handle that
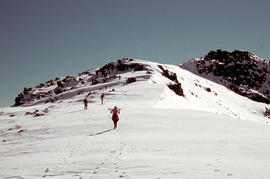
[181,49,270,104]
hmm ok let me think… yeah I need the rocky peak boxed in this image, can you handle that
[181,49,270,104]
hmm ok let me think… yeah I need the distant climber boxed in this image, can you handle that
[83,98,88,110]
[100,93,105,105]
[109,106,121,129]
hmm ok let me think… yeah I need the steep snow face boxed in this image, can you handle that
[1,58,270,178]
[180,49,270,104]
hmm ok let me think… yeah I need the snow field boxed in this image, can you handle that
[1,60,270,178]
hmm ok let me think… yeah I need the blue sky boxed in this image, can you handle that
[0,0,270,107]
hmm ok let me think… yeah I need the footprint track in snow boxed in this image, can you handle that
[92,136,130,178]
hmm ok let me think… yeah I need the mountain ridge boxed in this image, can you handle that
[7,51,270,122]
[13,49,270,108]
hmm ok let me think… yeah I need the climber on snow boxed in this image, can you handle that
[109,106,121,129]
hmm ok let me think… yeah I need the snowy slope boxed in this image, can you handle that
[1,58,270,178]
[10,58,270,121]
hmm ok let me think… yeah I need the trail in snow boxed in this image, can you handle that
[1,59,270,178]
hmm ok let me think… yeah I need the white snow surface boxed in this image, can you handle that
[1,60,270,178]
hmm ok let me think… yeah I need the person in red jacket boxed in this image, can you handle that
[109,106,121,129]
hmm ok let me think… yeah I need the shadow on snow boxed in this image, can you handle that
[88,129,114,136]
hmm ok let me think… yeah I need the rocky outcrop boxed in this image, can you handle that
[181,49,270,104]
[158,65,185,97]
[13,58,146,106]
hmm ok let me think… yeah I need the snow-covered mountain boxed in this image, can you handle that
[12,55,270,121]
[1,52,270,178]
[181,49,270,104]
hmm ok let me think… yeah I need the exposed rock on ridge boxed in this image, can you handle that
[181,49,270,104]
[14,58,146,106]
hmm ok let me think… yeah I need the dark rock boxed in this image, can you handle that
[14,93,24,106]
[23,88,30,94]
[126,77,136,84]
[54,88,62,95]
[17,129,24,133]
[265,107,270,118]
[70,86,77,90]
[34,113,45,117]
[205,87,211,92]
[25,112,32,115]
[158,65,184,97]
[168,83,185,97]
[158,65,179,83]
[57,81,64,88]
[92,79,99,85]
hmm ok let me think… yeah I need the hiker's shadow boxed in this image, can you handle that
[88,129,114,136]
